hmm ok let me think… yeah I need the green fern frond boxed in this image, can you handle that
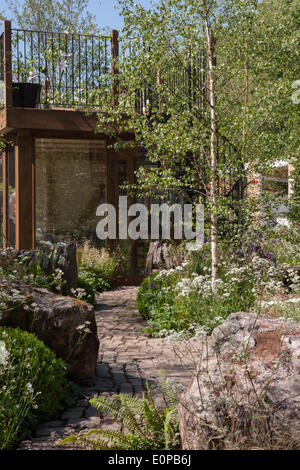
[157,372,178,408]
[60,377,181,450]
[163,408,178,450]
[58,435,78,446]
[90,395,129,424]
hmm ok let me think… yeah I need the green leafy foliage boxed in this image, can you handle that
[7,0,100,34]
[77,267,110,304]
[59,381,179,450]
[0,244,65,295]
[136,275,169,320]
[0,327,67,449]
[0,240,119,305]
[136,225,300,337]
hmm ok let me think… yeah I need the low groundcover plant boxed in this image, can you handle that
[0,326,67,450]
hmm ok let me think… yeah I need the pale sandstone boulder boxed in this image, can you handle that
[179,312,300,449]
[0,280,99,383]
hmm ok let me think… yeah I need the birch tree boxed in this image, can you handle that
[96,0,299,291]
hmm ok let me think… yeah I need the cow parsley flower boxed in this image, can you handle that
[0,340,9,367]
[26,382,34,394]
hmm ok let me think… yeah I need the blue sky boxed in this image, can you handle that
[2,0,154,30]
[86,0,153,30]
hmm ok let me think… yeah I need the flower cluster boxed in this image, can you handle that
[76,320,92,334]
[0,340,9,368]
[71,287,88,300]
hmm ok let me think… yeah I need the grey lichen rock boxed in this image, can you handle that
[179,312,300,450]
[15,241,78,295]
[0,280,99,383]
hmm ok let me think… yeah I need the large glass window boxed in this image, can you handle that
[35,138,106,241]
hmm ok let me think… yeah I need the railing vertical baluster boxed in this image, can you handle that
[44,32,47,105]
[91,35,94,105]
[104,37,107,76]
[58,32,61,104]
[65,33,68,106]
[16,29,19,82]
[24,29,26,81]
[78,34,81,105]
[98,35,101,106]
[111,29,119,107]
[85,35,88,106]
[30,31,33,76]
[3,20,12,108]
[72,34,74,106]
[51,32,54,105]
[38,31,41,89]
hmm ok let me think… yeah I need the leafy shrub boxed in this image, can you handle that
[136,275,162,319]
[0,327,67,449]
[60,381,179,450]
[77,268,110,304]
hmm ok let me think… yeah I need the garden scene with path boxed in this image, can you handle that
[0,0,299,453]
[18,287,195,450]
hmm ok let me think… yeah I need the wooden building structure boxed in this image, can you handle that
[0,20,149,275]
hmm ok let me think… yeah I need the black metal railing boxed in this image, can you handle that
[11,28,112,108]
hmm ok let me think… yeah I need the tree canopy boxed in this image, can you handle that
[6,0,99,33]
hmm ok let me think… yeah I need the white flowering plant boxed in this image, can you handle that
[137,228,297,338]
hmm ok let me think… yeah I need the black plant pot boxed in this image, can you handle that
[12,82,42,108]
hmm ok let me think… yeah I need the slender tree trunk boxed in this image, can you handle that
[205,19,218,294]
[242,38,249,163]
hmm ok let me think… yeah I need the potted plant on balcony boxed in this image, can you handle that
[12,60,42,108]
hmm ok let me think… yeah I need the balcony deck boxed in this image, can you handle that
[0,107,135,141]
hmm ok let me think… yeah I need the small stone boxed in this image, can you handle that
[76,399,91,408]
[41,420,64,427]
[35,427,59,437]
[85,407,100,419]
[119,383,133,394]
[61,408,84,420]
[96,363,111,378]
[81,417,101,428]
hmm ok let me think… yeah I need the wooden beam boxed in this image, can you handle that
[0,108,135,138]
[15,134,35,249]
[4,20,12,109]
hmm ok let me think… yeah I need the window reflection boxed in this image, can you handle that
[35,138,106,242]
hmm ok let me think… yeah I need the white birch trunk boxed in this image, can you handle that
[205,19,218,294]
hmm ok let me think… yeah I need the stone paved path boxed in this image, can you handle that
[19,287,196,450]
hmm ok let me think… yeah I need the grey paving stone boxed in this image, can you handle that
[84,407,100,419]
[95,363,111,378]
[18,286,195,451]
[60,408,84,420]
[35,427,60,437]
[76,399,91,407]
[119,383,133,394]
[38,420,64,428]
